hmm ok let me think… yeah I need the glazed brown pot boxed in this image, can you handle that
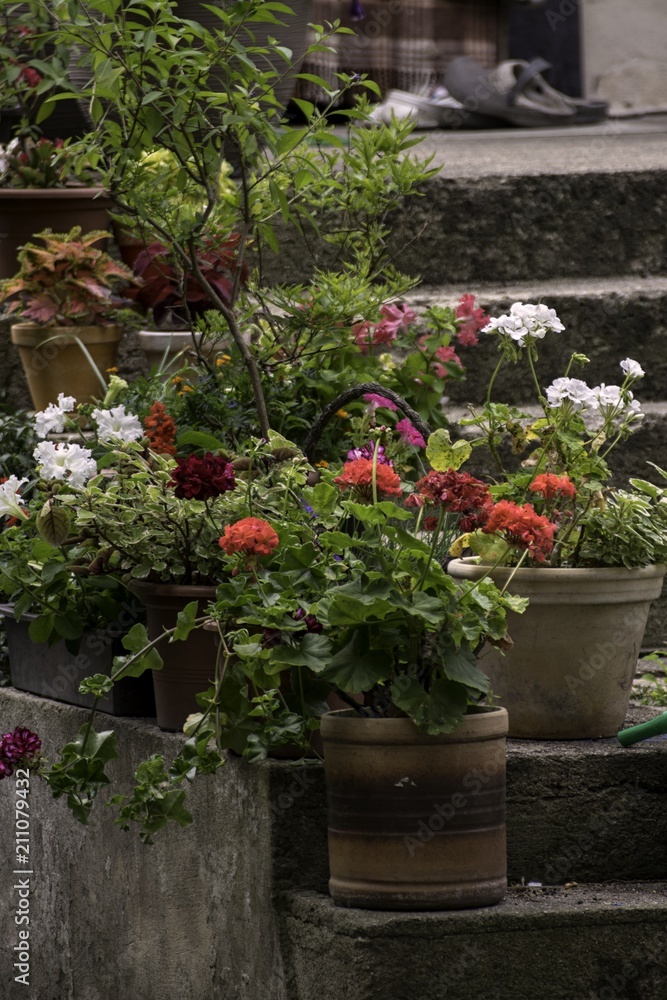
[0,188,111,280]
[448,558,666,739]
[320,706,508,911]
[10,322,123,411]
[130,582,218,731]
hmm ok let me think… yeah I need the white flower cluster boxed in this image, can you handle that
[34,393,78,439]
[0,476,29,521]
[33,442,97,488]
[483,302,565,347]
[545,359,645,425]
[92,405,143,444]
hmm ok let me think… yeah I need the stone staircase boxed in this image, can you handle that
[1,687,666,1000]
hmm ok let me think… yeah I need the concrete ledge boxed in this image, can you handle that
[0,689,665,998]
[280,885,667,1000]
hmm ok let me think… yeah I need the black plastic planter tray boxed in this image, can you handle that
[1,609,155,718]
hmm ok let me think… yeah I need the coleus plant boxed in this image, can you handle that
[0,227,138,324]
[131,234,249,327]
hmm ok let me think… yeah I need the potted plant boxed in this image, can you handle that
[131,233,246,374]
[0,226,138,409]
[0,390,153,714]
[0,0,109,279]
[446,302,667,739]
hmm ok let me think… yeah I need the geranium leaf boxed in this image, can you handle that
[426,428,471,472]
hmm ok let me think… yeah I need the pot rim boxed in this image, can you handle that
[448,556,667,580]
[0,186,110,200]
[320,705,508,745]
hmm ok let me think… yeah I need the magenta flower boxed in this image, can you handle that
[363,393,398,412]
[347,441,394,466]
[455,294,489,347]
[395,418,426,448]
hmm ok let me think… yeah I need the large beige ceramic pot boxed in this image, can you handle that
[10,322,123,410]
[321,706,508,911]
[448,558,666,740]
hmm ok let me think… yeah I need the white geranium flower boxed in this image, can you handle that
[590,384,643,424]
[92,405,143,444]
[483,302,564,347]
[545,377,597,412]
[0,476,29,521]
[34,441,97,488]
[620,358,645,379]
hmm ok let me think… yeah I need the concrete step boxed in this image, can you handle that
[269,706,667,896]
[407,277,667,405]
[280,883,667,1000]
[386,121,667,286]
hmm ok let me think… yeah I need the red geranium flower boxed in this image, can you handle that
[169,453,236,499]
[334,458,402,500]
[529,473,577,500]
[482,500,557,563]
[219,517,280,557]
[413,469,493,531]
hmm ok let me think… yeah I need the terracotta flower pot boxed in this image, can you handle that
[130,582,218,731]
[320,706,508,911]
[10,322,123,411]
[0,188,111,280]
[447,558,666,739]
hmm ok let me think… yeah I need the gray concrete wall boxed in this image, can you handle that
[0,689,288,1000]
[582,0,667,112]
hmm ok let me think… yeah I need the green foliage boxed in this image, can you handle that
[44,724,118,824]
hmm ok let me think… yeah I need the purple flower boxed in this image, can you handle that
[346,441,394,466]
[0,727,41,779]
[349,0,366,19]
[395,418,426,449]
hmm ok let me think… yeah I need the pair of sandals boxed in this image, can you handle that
[369,57,608,129]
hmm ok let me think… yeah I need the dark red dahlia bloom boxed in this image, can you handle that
[169,453,236,500]
[414,469,493,531]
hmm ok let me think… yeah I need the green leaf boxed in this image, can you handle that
[28,613,55,645]
[442,647,490,693]
[121,623,152,654]
[426,428,471,472]
[53,612,83,641]
[176,430,229,454]
[269,632,332,670]
[173,601,200,641]
[79,674,114,697]
[35,501,71,547]
[390,676,469,735]
[318,634,389,692]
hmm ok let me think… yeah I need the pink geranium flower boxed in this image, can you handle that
[395,418,426,448]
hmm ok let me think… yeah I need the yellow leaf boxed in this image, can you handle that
[426,428,471,471]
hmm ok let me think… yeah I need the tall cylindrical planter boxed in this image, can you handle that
[0,188,111,280]
[130,582,218,731]
[321,707,508,911]
[10,322,123,411]
[448,559,666,739]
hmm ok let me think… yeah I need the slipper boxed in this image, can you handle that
[368,87,504,130]
[444,56,577,127]
[499,59,609,124]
